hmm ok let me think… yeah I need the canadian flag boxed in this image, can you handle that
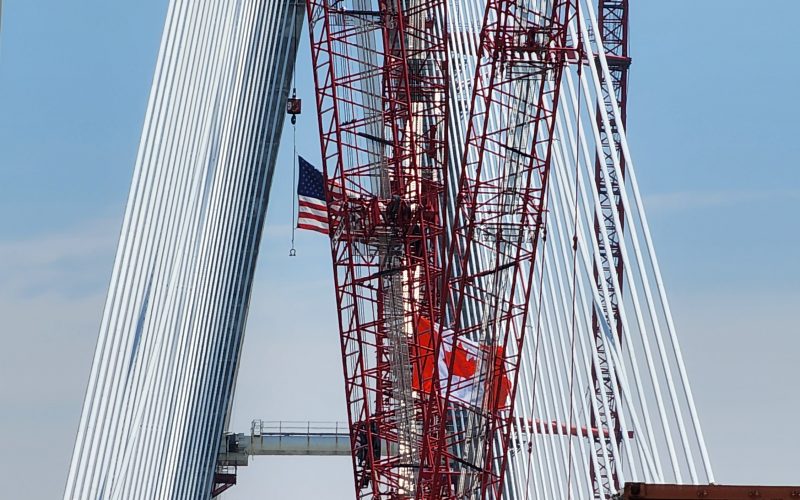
[412,316,511,411]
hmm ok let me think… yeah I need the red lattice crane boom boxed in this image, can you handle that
[305,0,579,497]
[305,0,449,496]
[421,0,578,498]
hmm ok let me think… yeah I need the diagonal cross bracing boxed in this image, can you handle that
[64,1,717,498]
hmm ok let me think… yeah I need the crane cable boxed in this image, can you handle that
[522,216,550,500]
[565,3,585,496]
[290,97,297,257]
[289,5,299,257]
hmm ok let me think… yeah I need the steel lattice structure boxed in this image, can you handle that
[305,0,714,497]
[65,0,716,499]
[305,0,450,495]
[588,0,630,497]
[426,1,576,497]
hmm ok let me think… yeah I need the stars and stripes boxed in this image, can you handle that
[297,156,329,235]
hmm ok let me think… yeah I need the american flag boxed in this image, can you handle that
[297,156,329,235]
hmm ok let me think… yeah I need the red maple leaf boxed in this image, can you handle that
[444,341,477,379]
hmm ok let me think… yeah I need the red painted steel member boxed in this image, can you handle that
[304,0,450,497]
[423,0,580,497]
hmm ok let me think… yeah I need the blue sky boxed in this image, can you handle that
[0,1,798,499]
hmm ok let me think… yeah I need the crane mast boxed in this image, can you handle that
[305,0,449,496]
[423,0,577,497]
[589,1,631,497]
[306,0,580,497]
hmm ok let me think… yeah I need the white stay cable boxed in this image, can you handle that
[582,0,715,482]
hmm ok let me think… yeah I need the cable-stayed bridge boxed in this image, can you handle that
[63,0,728,498]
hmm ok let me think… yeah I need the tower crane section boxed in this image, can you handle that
[304,0,449,497]
[589,1,631,496]
[422,0,578,497]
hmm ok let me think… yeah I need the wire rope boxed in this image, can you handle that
[565,8,585,494]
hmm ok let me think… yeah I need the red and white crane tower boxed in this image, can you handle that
[423,0,577,498]
[305,0,449,496]
[305,0,579,497]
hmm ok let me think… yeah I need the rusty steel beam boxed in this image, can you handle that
[619,483,800,500]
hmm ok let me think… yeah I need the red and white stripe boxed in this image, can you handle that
[298,195,329,234]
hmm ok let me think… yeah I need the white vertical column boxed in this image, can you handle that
[63,1,306,499]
